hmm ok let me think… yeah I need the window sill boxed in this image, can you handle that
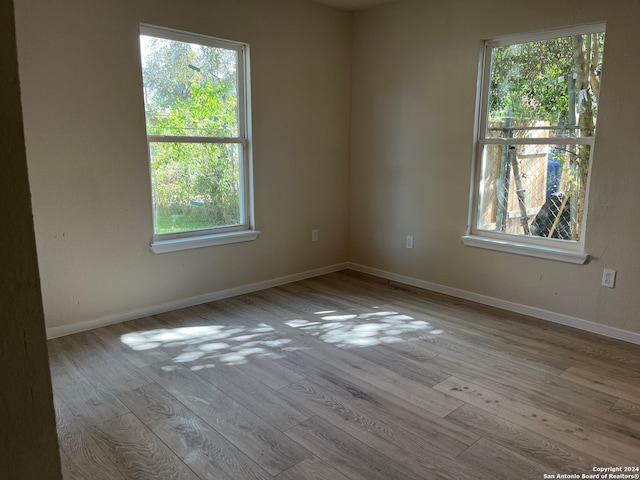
[461,235,588,264]
[151,229,260,254]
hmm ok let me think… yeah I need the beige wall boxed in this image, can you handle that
[14,0,640,339]
[1,0,61,476]
[350,0,640,335]
[15,0,351,330]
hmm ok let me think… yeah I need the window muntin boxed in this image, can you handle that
[472,24,605,248]
[140,25,251,239]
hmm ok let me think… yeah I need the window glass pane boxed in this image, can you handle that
[140,36,239,137]
[487,33,604,140]
[473,27,605,247]
[150,142,242,234]
[478,143,588,240]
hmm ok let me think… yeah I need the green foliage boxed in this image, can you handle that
[489,34,604,126]
[149,142,241,234]
[141,35,242,234]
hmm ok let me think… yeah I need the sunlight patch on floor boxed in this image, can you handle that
[285,310,440,348]
[120,323,298,369]
[120,307,442,369]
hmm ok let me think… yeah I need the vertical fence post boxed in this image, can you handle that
[496,116,513,231]
[508,145,531,235]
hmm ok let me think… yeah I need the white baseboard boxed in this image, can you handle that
[47,260,640,347]
[348,263,640,346]
[46,262,349,339]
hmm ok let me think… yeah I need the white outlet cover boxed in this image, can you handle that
[406,235,413,249]
[602,268,616,288]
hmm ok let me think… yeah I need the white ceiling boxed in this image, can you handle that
[311,0,399,11]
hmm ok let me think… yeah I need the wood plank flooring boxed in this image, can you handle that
[49,270,640,479]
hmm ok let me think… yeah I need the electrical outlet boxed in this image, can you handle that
[602,268,616,288]
[406,235,413,249]
[312,229,318,242]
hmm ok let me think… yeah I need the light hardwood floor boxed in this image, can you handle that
[49,270,640,479]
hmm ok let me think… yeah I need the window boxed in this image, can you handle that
[464,24,605,264]
[139,25,258,253]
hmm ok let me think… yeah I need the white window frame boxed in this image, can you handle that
[140,24,259,254]
[462,23,606,264]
